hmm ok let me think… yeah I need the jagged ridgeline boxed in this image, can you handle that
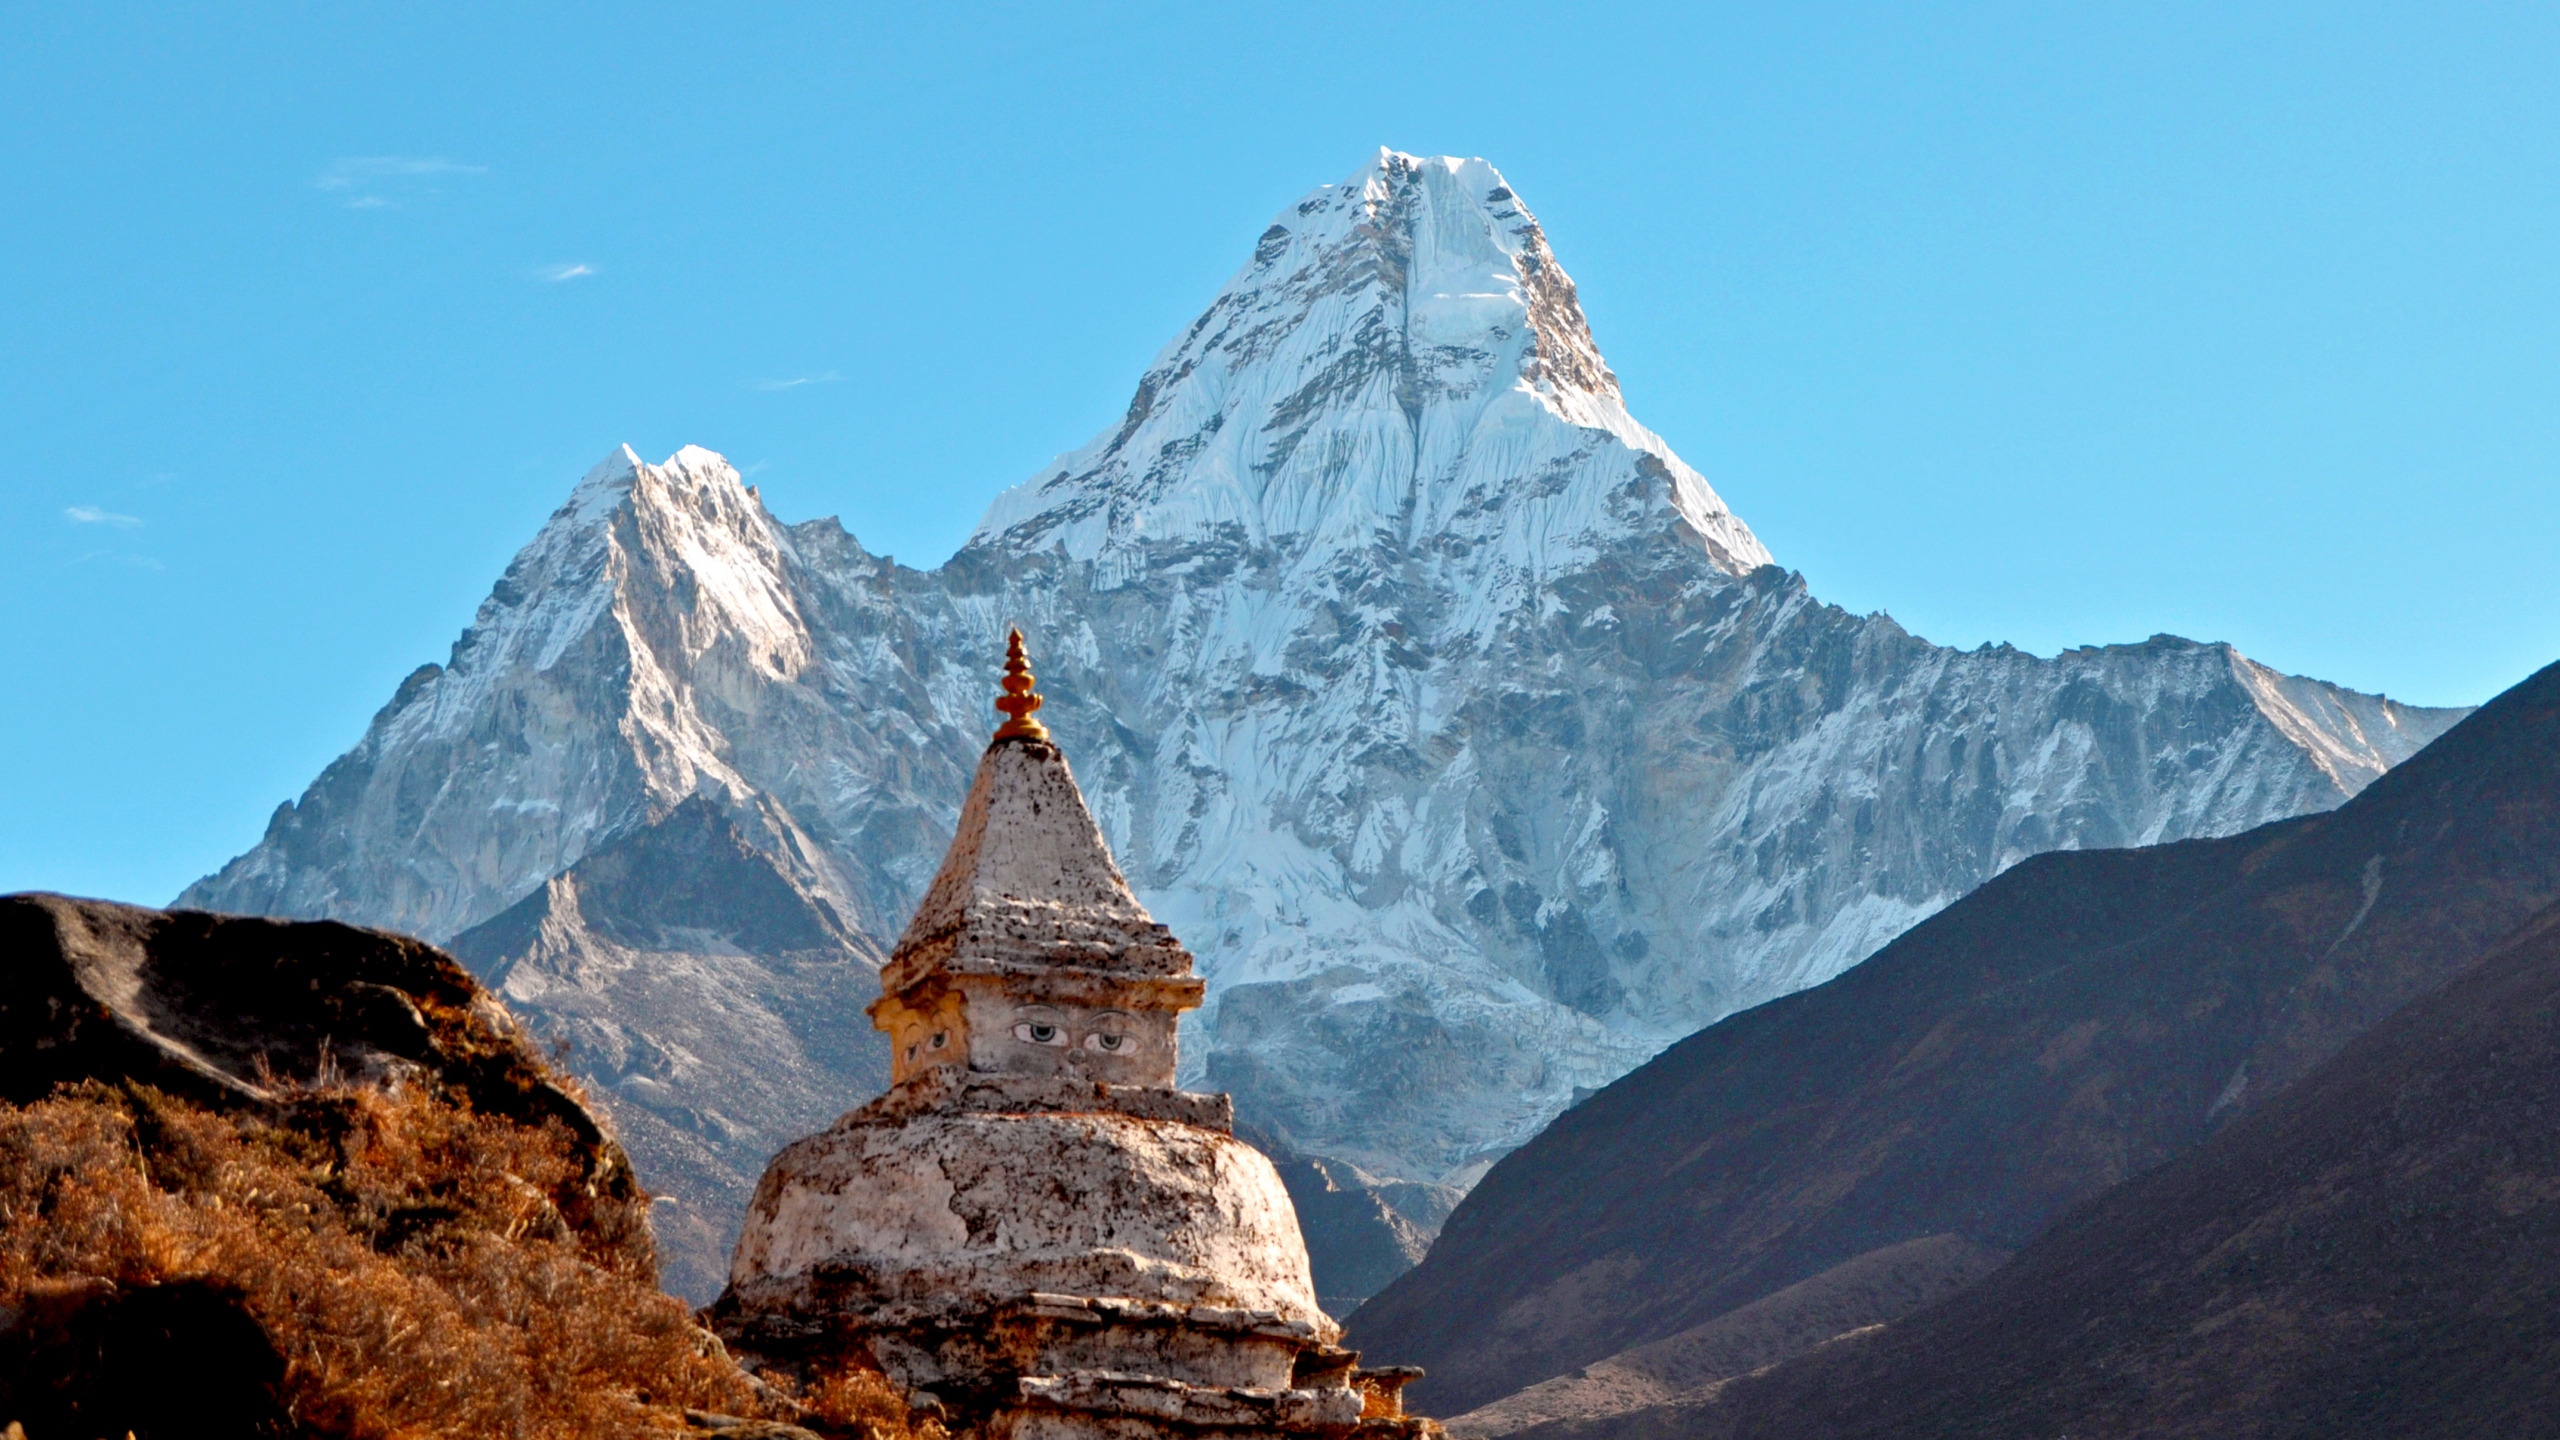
[181,150,2466,1301]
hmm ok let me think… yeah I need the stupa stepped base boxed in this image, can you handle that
[722,1291,1319,1400]
[1012,1369,1361,1433]
[718,1288,1438,1440]
[1003,1367,1439,1440]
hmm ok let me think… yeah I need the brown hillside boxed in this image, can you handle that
[0,895,925,1439]
[1350,658,2560,1414]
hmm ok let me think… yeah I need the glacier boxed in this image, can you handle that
[182,150,2465,1301]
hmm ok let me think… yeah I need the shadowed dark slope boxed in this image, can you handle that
[1449,1234,2007,1438]
[447,797,890,1300]
[1583,895,2560,1439]
[1351,659,2560,1414]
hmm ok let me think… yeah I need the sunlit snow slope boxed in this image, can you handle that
[183,151,2466,1301]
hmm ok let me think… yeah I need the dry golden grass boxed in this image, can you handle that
[0,1080,779,1438]
[797,1364,949,1440]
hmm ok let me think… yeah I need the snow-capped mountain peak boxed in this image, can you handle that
[184,152,2469,1304]
[443,443,808,721]
[972,151,1771,579]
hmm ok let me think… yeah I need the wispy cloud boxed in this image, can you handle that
[315,156,485,189]
[540,262,597,283]
[750,370,845,392]
[66,549,165,572]
[315,155,486,209]
[66,504,142,528]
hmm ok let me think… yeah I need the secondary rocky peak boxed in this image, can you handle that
[970,151,1771,578]
[446,443,808,719]
[607,446,810,677]
[174,442,820,949]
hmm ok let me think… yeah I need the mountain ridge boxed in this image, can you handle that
[180,151,2467,1300]
[1348,655,2560,1414]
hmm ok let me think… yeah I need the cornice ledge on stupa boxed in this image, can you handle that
[1015,1292,1322,1339]
[868,960,1207,1018]
[842,1068,1233,1132]
[886,903,1192,989]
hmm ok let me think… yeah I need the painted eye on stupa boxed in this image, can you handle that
[1013,1021,1067,1046]
[1083,1009,1135,1053]
[929,1031,948,1050]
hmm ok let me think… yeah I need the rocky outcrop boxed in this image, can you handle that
[0,895,863,1437]
[182,152,2464,1302]
[0,892,652,1264]
[1349,656,2560,1415]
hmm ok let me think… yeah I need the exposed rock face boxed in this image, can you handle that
[181,151,2464,1301]
[713,685,1434,1440]
[1259,1147,1452,1319]
[1349,657,2560,1416]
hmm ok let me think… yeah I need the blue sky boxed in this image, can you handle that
[5,2,2556,905]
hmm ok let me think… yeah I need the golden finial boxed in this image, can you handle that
[993,628,1049,741]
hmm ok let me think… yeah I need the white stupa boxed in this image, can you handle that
[711,632,1434,1440]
